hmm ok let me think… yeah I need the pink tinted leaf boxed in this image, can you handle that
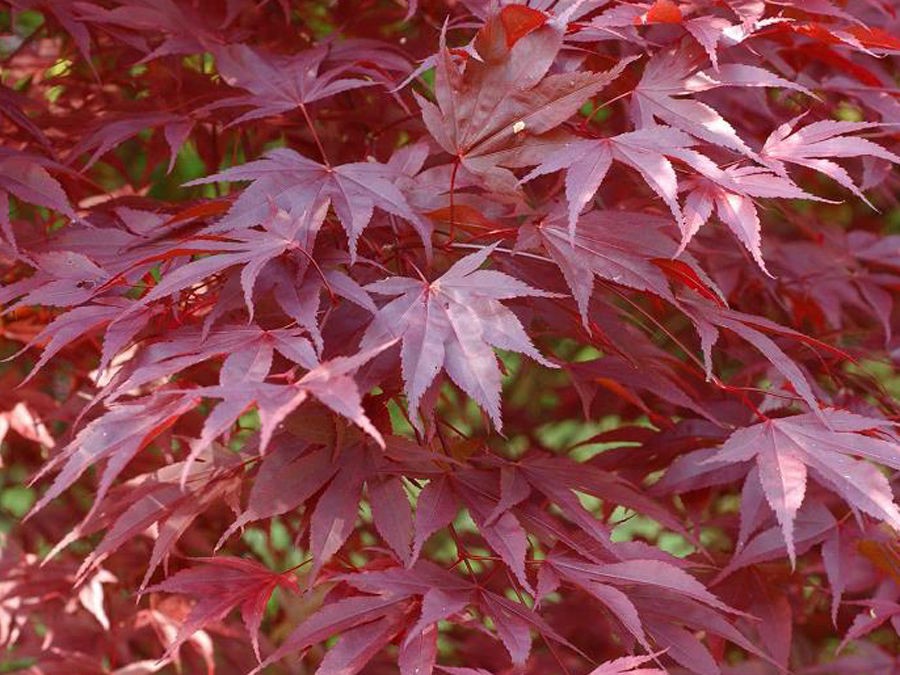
[11,302,122,385]
[580,580,652,650]
[412,475,459,562]
[716,501,837,581]
[737,465,769,550]
[399,623,437,675]
[69,112,191,168]
[310,468,365,572]
[684,16,732,68]
[762,118,900,204]
[361,244,555,430]
[209,42,376,124]
[0,152,75,248]
[588,651,667,674]
[485,465,531,525]
[137,472,242,590]
[420,13,629,186]
[754,426,808,566]
[684,301,821,414]
[522,126,699,236]
[297,340,398,447]
[646,621,718,675]
[369,476,413,565]
[592,560,740,614]
[406,587,470,644]
[314,613,405,675]
[254,595,407,672]
[479,591,532,665]
[707,410,900,562]
[28,393,197,520]
[186,148,429,259]
[520,210,677,322]
[631,45,754,155]
[479,590,582,661]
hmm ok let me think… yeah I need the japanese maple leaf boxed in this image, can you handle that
[518,209,688,321]
[683,16,734,69]
[705,409,900,565]
[68,111,193,174]
[339,561,576,669]
[521,126,721,238]
[123,207,321,322]
[717,501,837,582]
[681,164,824,272]
[253,593,414,674]
[72,0,234,61]
[0,83,51,149]
[0,149,75,250]
[178,340,395,484]
[186,148,429,260]
[67,446,243,590]
[206,43,376,126]
[769,234,898,341]
[761,118,900,205]
[360,244,558,431]
[27,391,200,521]
[144,556,299,661]
[589,652,667,675]
[98,324,317,404]
[0,249,110,318]
[9,298,153,387]
[681,299,831,414]
[544,551,748,658]
[631,44,809,155]
[417,6,632,191]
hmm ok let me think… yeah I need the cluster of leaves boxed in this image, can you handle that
[1,0,899,673]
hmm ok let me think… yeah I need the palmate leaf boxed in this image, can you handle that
[706,409,900,565]
[517,208,680,320]
[360,244,558,431]
[331,561,579,671]
[542,550,771,672]
[186,148,430,260]
[252,594,413,674]
[177,339,396,481]
[7,1,900,672]
[26,391,200,521]
[630,43,809,155]
[761,117,900,205]
[0,149,75,250]
[206,42,378,125]
[520,125,718,237]
[417,5,632,192]
[68,111,194,172]
[681,164,825,272]
[98,323,317,403]
[144,556,298,661]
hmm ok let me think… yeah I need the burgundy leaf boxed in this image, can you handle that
[144,556,298,660]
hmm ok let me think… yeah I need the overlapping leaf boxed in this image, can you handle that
[360,244,557,430]
[186,148,429,259]
[144,557,298,660]
[706,410,900,565]
[417,6,632,191]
